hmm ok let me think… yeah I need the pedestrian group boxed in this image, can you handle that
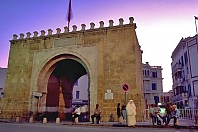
[73,100,181,128]
[149,102,179,126]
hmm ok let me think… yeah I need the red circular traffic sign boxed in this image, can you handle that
[122,83,130,92]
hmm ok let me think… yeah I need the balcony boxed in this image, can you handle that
[172,63,182,74]
[175,94,182,101]
[143,75,152,81]
[144,89,151,93]
[173,78,183,88]
[172,93,187,102]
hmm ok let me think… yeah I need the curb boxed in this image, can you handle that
[62,122,198,129]
[0,120,10,123]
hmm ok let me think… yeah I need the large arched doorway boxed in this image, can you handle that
[36,54,90,122]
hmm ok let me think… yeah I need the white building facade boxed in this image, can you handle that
[171,34,198,109]
[72,74,89,107]
[142,62,163,107]
[0,68,6,98]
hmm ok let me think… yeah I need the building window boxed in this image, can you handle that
[183,70,185,81]
[152,71,157,78]
[179,59,181,64]
[154,96,159,104]
[180,87,184,94]
[142,70,144,75]
[188,84,191,97]
[184,52,188,64]
[186,67,189,74]
[75,80,78,86]
[147,70,149,75]
[181,56,184,67]
[176,87,179,95]
[164,96,169,103]
[166,96,170,102]
[174,89,176,96]
[76,91,80,99]
[152,83,157,90]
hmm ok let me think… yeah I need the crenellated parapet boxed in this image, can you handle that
[11,17,135,41]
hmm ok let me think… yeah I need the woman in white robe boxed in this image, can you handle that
[126,100,136,127]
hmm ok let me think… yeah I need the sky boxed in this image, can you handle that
[0,0,198,92]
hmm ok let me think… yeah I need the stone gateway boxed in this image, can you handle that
[0,17,145,122]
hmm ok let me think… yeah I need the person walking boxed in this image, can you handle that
[121,102,127,122]
[126,100,136,127]
[117,103,122,123]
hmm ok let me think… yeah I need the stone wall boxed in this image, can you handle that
[0,17,144,122]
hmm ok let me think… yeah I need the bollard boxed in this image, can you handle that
[149,117,153,125]
[56,117,60,124]
[16,116,20,123]
[29,116,33,123]
[75,117,78,123]
[43,118,47,123]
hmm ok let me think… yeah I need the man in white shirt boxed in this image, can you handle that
[72,105,81,123]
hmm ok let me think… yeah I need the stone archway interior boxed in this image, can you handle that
[45,59,87,121]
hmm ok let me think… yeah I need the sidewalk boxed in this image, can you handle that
[62,119,198,129]
[1,118,198,129]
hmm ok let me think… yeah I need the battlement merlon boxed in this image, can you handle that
[10,17,136,41]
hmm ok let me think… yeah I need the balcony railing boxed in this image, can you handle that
[173,78,183,87]
[144,89,151,93]
[171,93,187,102]
[172,63,182,74]
[175,94,182,101]
[143,75,152,80]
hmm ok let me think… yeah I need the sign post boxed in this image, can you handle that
[32,92,42,97]
[122,83,130,124]
[122,83,130,103]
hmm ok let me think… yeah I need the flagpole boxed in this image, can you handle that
[67,0,72,31]
[68,21,70,31]
[195,16,198,34]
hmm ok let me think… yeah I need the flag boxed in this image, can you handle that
[195,16,198,20]
[67,0,72,22]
